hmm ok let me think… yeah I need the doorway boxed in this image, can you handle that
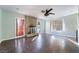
[16,17,25,36]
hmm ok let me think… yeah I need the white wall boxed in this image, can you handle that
[36,19,46,33]
[0,10,1,39]
[36,19,51,34]
[78,7,79,38]
[78,13,79,38]
[46,20,50,33]
[51,13,77,38]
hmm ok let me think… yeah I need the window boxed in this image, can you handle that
[50,20,63,31]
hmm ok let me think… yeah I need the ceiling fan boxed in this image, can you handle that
[41,8,55,16]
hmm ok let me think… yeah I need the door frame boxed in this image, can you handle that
[15,17,25,37]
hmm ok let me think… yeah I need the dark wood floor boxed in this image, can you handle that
[0,33,79,53]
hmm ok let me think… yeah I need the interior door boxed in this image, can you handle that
[16,17,25,36]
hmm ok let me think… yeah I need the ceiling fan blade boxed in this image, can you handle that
[48,8,53,12]
[41,8,55,16]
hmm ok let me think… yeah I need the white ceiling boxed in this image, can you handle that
[0,5,78,20]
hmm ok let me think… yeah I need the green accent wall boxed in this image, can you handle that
[64,13,77,33]
[52,13,78,38]
[0,9,24,41]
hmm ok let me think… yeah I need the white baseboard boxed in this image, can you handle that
[67,39,79,46]
[51,31,77,38]
[59,34,76,38]
[0,35,25,43]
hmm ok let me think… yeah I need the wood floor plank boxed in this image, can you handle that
[0,33,79,53]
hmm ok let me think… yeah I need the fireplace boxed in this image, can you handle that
[28,25,36,34]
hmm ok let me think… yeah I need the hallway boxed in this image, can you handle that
[0,33,79,53]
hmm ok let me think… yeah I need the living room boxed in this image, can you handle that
[0,5,79,53]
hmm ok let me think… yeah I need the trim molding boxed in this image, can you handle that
[67,38,79,46]
[50,33,79,46]
[0,35,25,43]
[50,33,76,38]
